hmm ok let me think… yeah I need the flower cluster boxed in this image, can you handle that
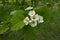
[24,7,44,27]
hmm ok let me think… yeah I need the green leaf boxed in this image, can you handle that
[11,21,24,31]
[11,10,25,31]
[0,25,9,34]
[35,6,53,21]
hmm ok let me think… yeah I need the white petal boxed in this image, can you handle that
[38,16,44,23]
[29,20,37,27]
[38,20,44,23]
[25,6,33,10]
[39,15,43,20]
[28,10,36,17]
[24,22,28,25]
[24,17,29,25]
[30,14,39,21]
[35,14,39,20]
[29,20,32,23]
[10,10,16,15]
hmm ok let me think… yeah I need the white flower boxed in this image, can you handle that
[28,10,36,17]
[30,14,39,21]
[34,14,44,23]
[24,17,29,25]
[29,14,44,27]
[38,15,44,23]
[29,19,37,27]
[10,10,16,15]
[33,14,39,20]
[30,14,44,23]
[25,6,33,10]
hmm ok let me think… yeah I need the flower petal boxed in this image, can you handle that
[10,10,16,15]
[25,6,33,10]
[24,17,29,25]
[28,10,36,17]
[29,20,37,27]
[38,16,44,23]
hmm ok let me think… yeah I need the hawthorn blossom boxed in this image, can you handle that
[24,17,29,25]
[30,14,44,26]
[29,19,37,27]
[24,7,44,27]
[28,10,36,17]
[30,14,39,21]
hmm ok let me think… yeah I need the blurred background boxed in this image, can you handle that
[0,0,60,40]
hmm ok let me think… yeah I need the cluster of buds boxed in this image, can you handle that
[24,7,44,27]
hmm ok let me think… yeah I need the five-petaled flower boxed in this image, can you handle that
[29,19,37,27]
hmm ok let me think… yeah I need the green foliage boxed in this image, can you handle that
[11,10,25,31]
[11,21,24,31]
[0,24,9,34]
[35,6,53,21]
[6,26,37,40]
